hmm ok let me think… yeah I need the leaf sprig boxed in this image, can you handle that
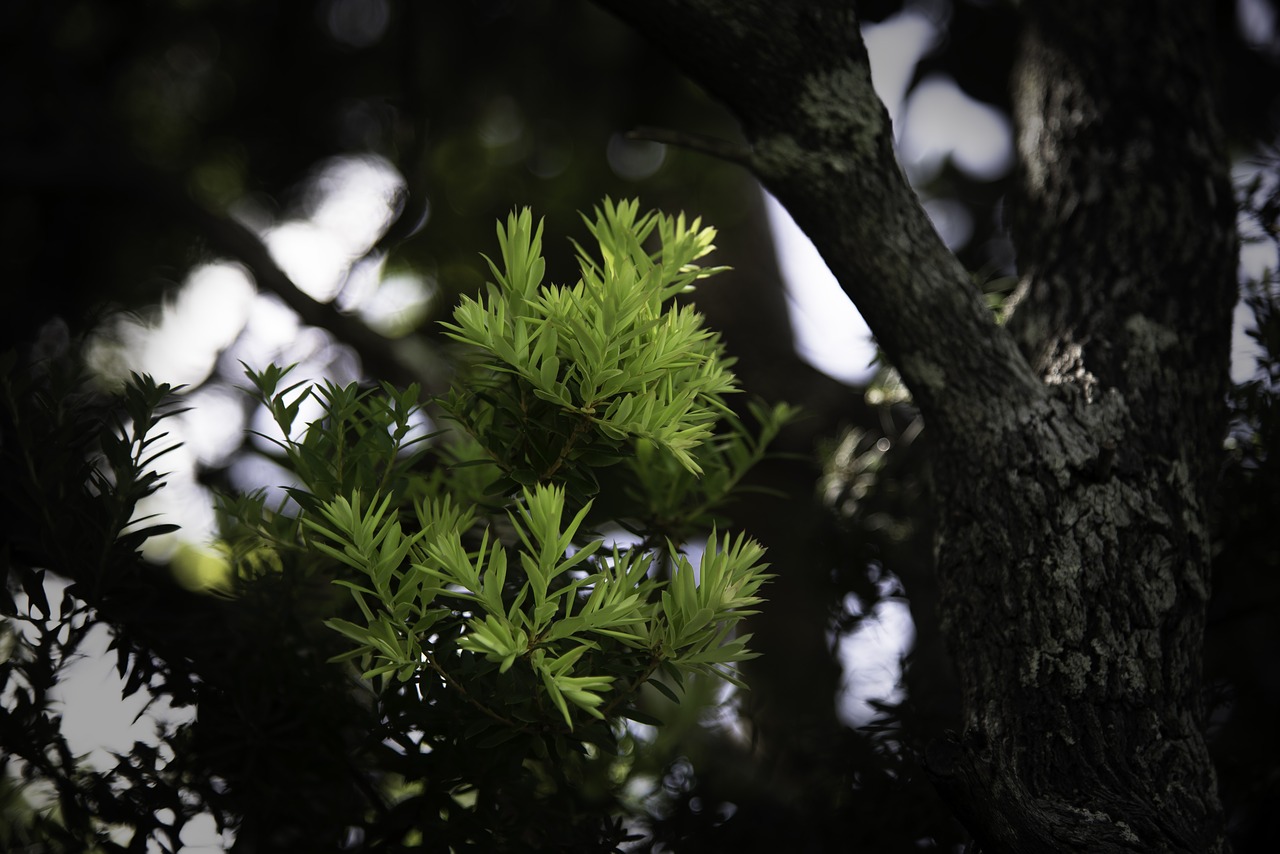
[222,199,793,742]
[440,198,737,483]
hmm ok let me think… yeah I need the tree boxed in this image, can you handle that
[595,1,1263,851]
[3,0,1278,851]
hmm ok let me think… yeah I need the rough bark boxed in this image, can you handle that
[593,0,1237,850]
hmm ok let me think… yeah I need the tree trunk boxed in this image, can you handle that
[593,1,1237,850]
[926,4,1236,851]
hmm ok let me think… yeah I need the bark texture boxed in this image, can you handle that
[593,0,1237,850]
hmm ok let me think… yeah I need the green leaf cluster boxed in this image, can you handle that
[1,200,797,849]
[208,199,796,841]
[439,199,740,488]
[301,482,769,731]
[242,363,432,505]
[1,358,199,851]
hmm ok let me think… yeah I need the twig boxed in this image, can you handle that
[421,650,525,731]
[625,126,755,170]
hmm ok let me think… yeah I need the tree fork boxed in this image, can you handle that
[594,0,1236,849]
[929,2,1236,850]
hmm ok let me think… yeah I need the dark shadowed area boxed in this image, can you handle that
[2,1,1279,851]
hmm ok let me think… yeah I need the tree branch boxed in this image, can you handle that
[593,3,1236,851]
[625,126,753,169]
[593,0,1043,433]
[1006,0,1237,488]
[173,196,447,392]
[2,155,450,394]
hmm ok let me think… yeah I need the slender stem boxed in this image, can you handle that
[421,651,525,731]
[599,654,664,720]
[625,126,754,169]
[540,413,594,481]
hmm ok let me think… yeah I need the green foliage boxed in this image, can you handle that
[0,201,796,851]
[204,200,794,846]
[441,200,734,484]
[1,358,200,852]
[230,202,786,733]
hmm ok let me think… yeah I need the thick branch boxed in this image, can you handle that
[1006,0,1237,489]
[174,196,447,392]
[930,2,1236,849]
[597,2,1236,851]
[593,0,1042,433]
[3,156,449,393]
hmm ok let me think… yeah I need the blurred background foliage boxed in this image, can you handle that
[1,0,1278,850]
